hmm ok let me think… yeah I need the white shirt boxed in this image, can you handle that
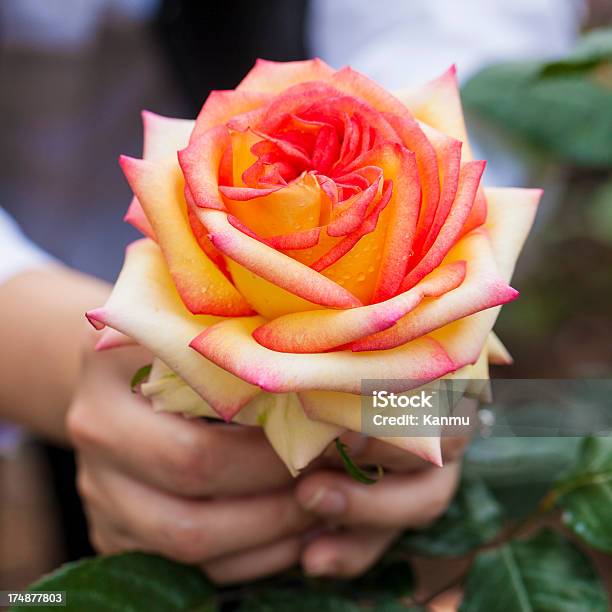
[308,0,584,88]
[0,208,51,286]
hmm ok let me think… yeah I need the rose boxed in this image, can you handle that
[87,59,540,474]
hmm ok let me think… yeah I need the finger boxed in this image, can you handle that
[68,350,292,497]
[202,536,301,584]
[80,459,315,563]
[302,529,399,577]
[296,462,461,528]
[85,507,140,555]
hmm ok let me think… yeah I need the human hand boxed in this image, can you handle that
[67,343,315,584]
[294,402,475,578]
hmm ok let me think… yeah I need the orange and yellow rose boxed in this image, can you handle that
[87,59,540,473]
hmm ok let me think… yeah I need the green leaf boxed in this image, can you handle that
[18,552,217,612]
[547,436,612,553]
[238,587,422,612]
[238,589,359,612]
[587,178,612,245]
[464,437,581,518]
[130,364,152,393]
[342,556,414,601]
[335,438,383,485]
[541,28,612,77]
[462,30,612,168]
[459,529,607,612]
[400,476,503,556]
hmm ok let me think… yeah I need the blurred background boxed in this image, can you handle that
[0,0,611,597]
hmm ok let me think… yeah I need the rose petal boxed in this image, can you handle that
[124,197,155,239]
[178,125,230,211]
[412,123,462,258]
[250,392,343,476]
[197,208,363,311]
[487,332,513,365]
[124,112,196,239]
[395,65,474,159]
[224,259,327,318]
[190,316,456,394]
[310,179,393,292]
[298,390,442,466]
[141,111,195,160]
[353,229,517,351]
[401,160,485,291]
[221,172,322,237]
[370,144,421,302]
[355,187,541,354]
[87,239,259,419]
[94,328,136,351]
[120,155,253,316]
[191,90,272,141]
[484,187,542,281]
[253,261,466,353]
[236,58,335,93]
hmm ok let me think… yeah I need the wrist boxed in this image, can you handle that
[0,264,110,443]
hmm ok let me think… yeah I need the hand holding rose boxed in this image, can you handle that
[68,340,471,582]
[68,344,311,583]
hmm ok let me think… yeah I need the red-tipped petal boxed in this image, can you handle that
[191,317,456,394]
[191,90,272,141]
[178,125,230,211]
[197,208,362,310]
[353,229,519,352]
[89,238,259,419]
[236,58,335,93]
[120,155,253,316]
[401,160,485,291]
[253,261,465,353]
[94,328,136,351]
[396,65,474,159]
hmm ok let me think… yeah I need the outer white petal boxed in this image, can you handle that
[86,238,259,419]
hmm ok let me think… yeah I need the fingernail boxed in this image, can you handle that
[304,487,347,516]
[305,557,340,577]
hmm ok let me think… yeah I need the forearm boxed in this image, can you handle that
[0,265,109,444]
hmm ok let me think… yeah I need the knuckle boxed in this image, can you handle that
[334,561,364,578]
[66,401,106,451]
[75,467,96,504]
[421,487,454,526]
[270,494,306,532]
[164,429,218,495]
[89,528,113,555]
[202,564,233,585]
[88,528,105,552]
[160,513,207,564]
